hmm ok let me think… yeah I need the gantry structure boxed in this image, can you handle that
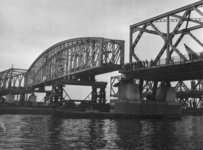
[111,1,203,108]
[0,37,124,105]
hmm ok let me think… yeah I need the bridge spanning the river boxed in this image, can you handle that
[1,1,203,110]
[0,37,124,104]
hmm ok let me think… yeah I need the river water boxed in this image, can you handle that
[0,115,203,150]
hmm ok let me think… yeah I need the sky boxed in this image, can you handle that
[0,0,201,101]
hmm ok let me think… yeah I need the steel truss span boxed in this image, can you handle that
[25,37,124,87]
[0,68,27,89]
[130,0,203,64]
[121,1,203,82]
[0,68,27,96]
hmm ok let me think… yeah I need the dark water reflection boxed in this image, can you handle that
[0,115,203,150]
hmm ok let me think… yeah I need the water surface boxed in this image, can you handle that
[0,115,203,150]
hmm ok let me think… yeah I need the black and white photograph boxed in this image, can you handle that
[0,0,203,149]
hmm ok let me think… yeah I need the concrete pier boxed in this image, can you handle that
[111,83,181,118]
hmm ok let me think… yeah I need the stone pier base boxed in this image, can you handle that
[112,83,181,118]
[111,99,181,117]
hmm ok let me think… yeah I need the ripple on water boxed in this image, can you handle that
[0,115,203,149]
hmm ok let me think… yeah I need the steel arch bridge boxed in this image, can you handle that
[25,37,124,88]
[0,37,124,104]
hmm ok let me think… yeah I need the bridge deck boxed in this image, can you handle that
[0,88,51,96]
[121,60,203,81]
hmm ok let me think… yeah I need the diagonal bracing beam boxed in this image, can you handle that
[133,27,159,35]
[150,22,187,62]
[193,7,203,18]
[169,32,185,56]
[130,25,147,62]
[153,9,190,64]
[187,31,203,48]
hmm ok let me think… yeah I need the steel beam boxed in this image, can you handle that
[130,1,203,28]
[150,22,187,62]
[153,9,190,64]
[130,25,147,62]
[188,32,203,48]
[172,15,203,25]
[193,7,203,18]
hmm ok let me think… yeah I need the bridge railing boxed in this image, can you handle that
[122,51,203,71]
[157,52,203,66]
[25,37,124,87]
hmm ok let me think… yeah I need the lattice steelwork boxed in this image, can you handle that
[110,75,123,97]
[25,37,124,87]
[130,1,203,64]
[0,68,27,89]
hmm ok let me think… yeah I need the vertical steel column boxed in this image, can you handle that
[99,87,106,104]
[66,48,69,74]
[120,42,125,65]
[152,81,158,100]
[166,16,170,64]
[44,92,50,103]
[98,39,103,66]
[53,84,63,106]
[129,28,133,63]
[19,93,25,103]
[8,68,13,88]
[91,87,97,103]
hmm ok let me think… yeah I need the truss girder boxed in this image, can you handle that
[169,32,185,56]
[171,15,203,25]
[130,25,147,62]
[130,1,203,65]
[25,37,124,87]
[175,81,190,92]
[0,68,27,89]
[110,75,124,97]
[151,22,188,61]
[154,9,190,64]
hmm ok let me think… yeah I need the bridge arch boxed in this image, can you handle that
[25,37,124,87]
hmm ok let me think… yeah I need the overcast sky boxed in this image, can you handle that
[0,0,201,100]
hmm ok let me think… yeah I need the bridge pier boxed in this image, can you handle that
[91,87,106,104]
[111,81,181,117]
[99,87,106,104]
[51,84,63,106]
[19,93,27,103]
[91,87,97,103]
